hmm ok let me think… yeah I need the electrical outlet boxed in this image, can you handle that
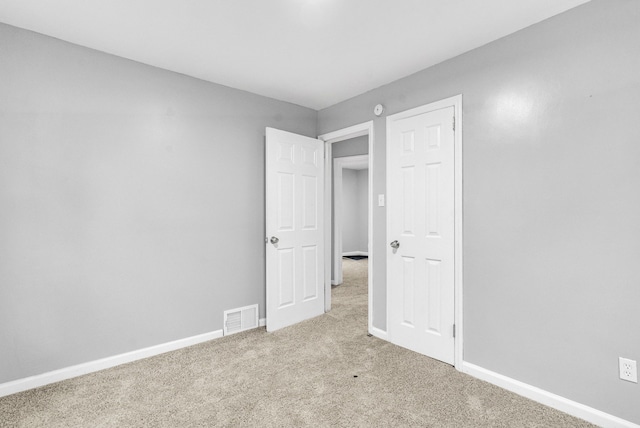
[619,357,637,383]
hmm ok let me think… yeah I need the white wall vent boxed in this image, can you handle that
[223,304,259,336]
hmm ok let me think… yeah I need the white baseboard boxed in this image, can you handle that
[259,318,266,327]
[0,329,223,399]
[369,326,388,340]
[331,280,340,286]
[342,251,368,257]
[462,362,639,428]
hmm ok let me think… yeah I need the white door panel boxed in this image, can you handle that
[387,107,455,364]
[266,128,324,332]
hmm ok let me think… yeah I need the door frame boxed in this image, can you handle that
[386,94,463,369]
[318,122,374,332]
[333,154,370,285]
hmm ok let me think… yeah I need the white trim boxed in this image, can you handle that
[0,329,223,398]
[259,318,266,327]
[342,251,368,257]
[463,362,640,428]
[385,94,464,370]
[319,122,370,143]
[369,326,388,340]
[333,154,369,285]
[318,121,374,336]
[323,142,333,311]
[453,95,464,370]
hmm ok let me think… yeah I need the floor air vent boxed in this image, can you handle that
[223,304,259,336]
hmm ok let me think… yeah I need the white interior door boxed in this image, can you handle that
[387,106,455,364]
[266,128,324,332]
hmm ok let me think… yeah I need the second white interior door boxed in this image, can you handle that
[387,106,456,365]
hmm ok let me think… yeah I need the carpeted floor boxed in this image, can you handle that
[0,259,595,427]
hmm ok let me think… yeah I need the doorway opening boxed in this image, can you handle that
[318,121,374,334]
[333,153,369,285]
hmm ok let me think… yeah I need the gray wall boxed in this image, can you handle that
[0,23,316,383]
[331,135,368,158]
[317,0,640,423]
[340,168,368,254]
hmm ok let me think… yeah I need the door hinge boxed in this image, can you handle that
[452,116,456,131]
[453,324,456,338]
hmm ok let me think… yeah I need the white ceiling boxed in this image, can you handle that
[0,0,590,110]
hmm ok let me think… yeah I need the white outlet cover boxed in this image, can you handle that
[619,357,638,383]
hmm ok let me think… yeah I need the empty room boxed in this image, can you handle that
[1,1,638,426]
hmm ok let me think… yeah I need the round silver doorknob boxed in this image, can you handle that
[270,236,279,244]
[390,240,400,249]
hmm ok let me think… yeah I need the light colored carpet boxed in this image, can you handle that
[0,259,595,427]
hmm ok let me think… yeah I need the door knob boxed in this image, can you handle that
[270,236,279,244]
[390,240,400,249]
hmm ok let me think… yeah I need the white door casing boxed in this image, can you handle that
[266,128,325,332]
[387,105,456,364]
[318,121,375,334]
